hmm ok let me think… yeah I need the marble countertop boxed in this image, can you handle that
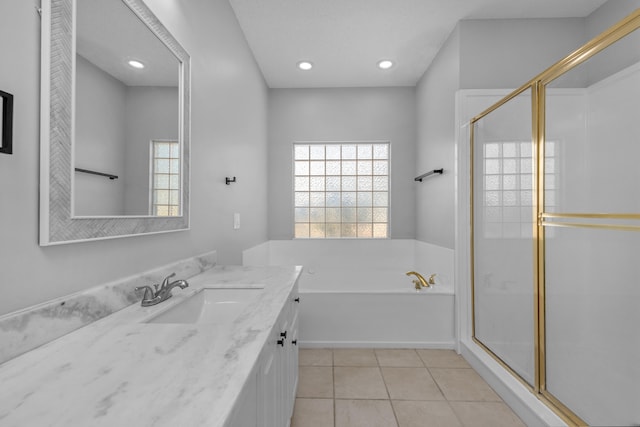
[0,265,302,427]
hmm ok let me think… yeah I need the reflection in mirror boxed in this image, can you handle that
[40,0,190,245]
[150,140,181,216]
[74,0,180,217]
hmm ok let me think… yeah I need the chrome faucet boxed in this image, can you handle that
[135,273,189,307]
[406,271,436,290]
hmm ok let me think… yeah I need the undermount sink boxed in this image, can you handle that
[145,286,264,324]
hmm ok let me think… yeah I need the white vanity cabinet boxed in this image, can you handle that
[227,371,258,426]
[281,288,299,422]
[225,283,299,427]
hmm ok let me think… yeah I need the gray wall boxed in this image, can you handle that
[415,26,460,248]
[585,0,640,85]
[267,87,417,239]
[415,17,594,248]
[3,0,637,316]
[459,18,587,89]
[415,3,640,248]
[0,0,268,316]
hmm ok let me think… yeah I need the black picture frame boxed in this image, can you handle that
[0,90,14,155]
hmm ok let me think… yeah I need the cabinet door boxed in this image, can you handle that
[285,294,300,421]
[257,285,300,427]
[258,350,277,427]
[276,307,290,427]
[226,371,257,427]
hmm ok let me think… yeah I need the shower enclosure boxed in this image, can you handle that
[469,10,640,426]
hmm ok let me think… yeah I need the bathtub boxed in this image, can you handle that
[243,239,455,348]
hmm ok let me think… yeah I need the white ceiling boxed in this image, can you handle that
[228,0,608,88]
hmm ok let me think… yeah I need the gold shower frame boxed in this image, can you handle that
[469,9,640,426]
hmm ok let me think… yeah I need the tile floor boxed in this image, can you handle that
[292,348,526,427]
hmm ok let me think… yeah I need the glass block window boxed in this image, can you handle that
[293,142,389,238]
[482,141,556,238]
[151,140,180,216]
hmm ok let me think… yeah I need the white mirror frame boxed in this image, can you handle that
[39,0,190,245]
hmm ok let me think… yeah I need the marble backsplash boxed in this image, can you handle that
[0,250,217,365]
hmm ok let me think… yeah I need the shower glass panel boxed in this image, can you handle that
[546,46,640,215]
[472,88,535,387]
[544,227,640,426]
[542,23,640,425]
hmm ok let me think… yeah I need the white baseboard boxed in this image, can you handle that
[298,340,456,349]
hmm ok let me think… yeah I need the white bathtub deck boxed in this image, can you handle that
[244,239,456,348]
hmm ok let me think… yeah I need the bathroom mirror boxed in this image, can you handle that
[40,0,190,245]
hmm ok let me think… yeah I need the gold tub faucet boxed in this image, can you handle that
[406,271,436,290]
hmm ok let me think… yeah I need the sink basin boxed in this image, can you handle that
[146,286,264,324]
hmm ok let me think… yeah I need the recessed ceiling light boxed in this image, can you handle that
[127,60,145,69]
[377,60,394,70]
[297,61,313,71]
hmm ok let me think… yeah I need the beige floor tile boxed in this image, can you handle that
[429,368,501,402]
[450,401,526,427]
[392,401,463,427]
[375,349,424,367]
[298,366,334,398]
[299,348,333,366]
[333,348,378,366]
[295,349,526,427]
[335,399,398,427]
[417,349,470,368]
[381,367,445,401]
[291,398,334,427]
[334,367,389,399]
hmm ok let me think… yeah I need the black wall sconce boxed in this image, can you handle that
[225,176,236,185]
[0,90,14,155]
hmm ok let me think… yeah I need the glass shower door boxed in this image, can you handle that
[468,9,640,424]
[472,88,536,387]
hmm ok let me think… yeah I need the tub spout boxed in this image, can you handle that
[406,271,430,290]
